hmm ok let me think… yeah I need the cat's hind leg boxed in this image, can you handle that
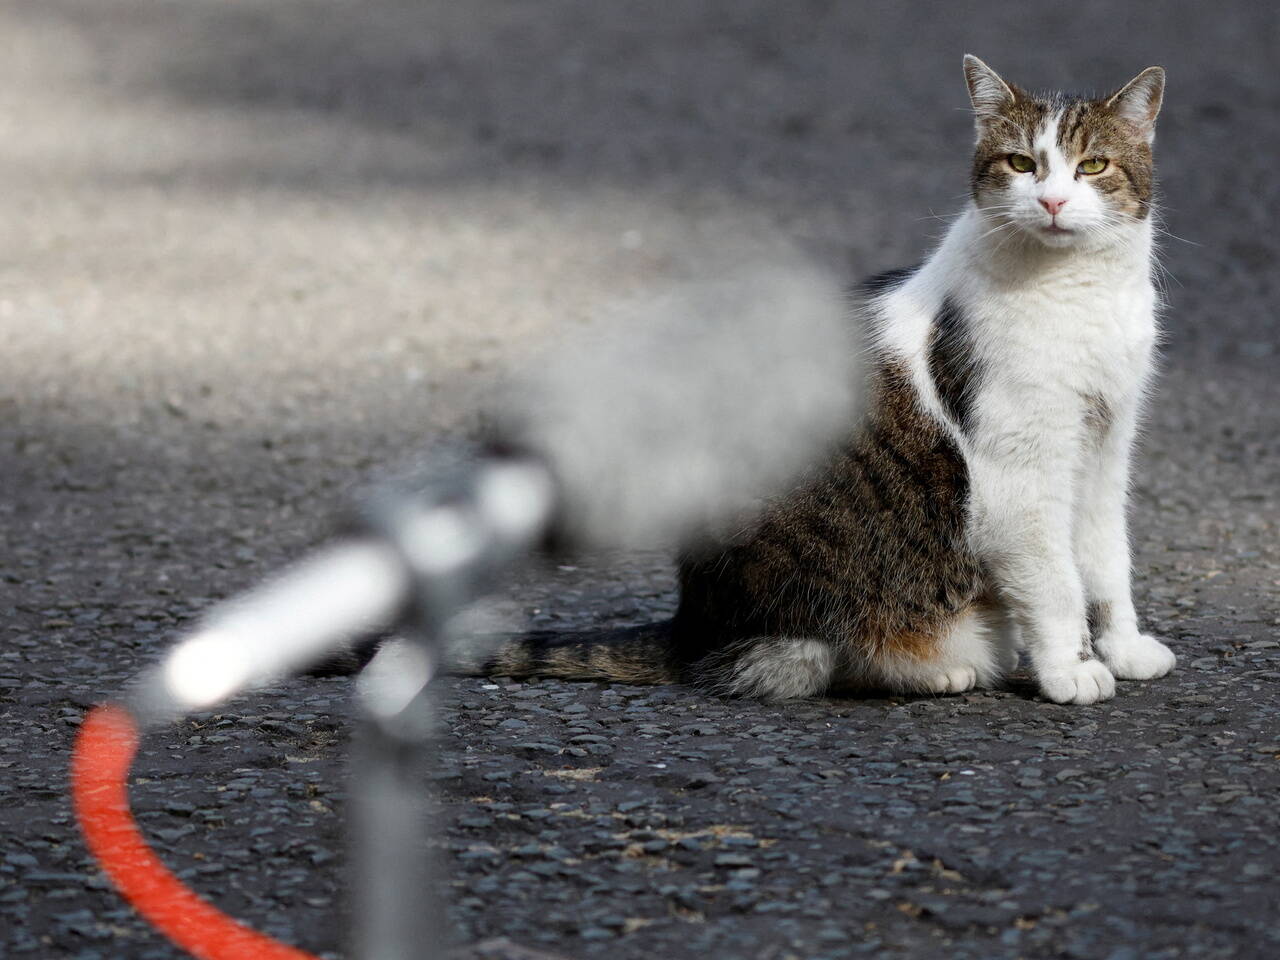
[696,611,1007,701]
[985,600,1024,674]
[872,605,1002,695]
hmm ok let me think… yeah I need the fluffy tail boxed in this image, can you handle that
[451,621,680,686]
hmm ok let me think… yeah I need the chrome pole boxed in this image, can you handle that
[351,457,557,960]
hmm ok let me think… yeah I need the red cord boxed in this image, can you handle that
[71,704,322,960]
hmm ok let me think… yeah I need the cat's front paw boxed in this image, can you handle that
[1037,659,1115,705]
[1096,632,1176,681]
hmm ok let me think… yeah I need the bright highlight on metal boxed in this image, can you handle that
[356,639,435,720]
[140,540,410,720]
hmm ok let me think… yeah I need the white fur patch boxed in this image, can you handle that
[725,639,833,700]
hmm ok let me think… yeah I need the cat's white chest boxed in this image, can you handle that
[876,207,1159,439]
[978,271,1156,403]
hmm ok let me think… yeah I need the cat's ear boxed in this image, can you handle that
[963,55,1016,129]
[1105,67,1165,144]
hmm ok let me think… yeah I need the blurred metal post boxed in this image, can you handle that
[351,678,441,960]
[351,457,557,960]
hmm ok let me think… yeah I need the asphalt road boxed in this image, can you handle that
[2,2,1279,959]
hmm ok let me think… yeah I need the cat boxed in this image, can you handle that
[461,56,1177,706]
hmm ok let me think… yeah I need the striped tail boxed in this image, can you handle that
[451,621,680,686]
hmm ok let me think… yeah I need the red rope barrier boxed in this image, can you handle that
[71,704,322,960]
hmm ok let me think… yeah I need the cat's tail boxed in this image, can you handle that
[451,621,681,686]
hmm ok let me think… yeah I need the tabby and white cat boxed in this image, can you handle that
[470,56,1176,705]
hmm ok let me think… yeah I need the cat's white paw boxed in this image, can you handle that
[924,665,977,694]
[1037,659,1115,705]
[1096,632,1176,680]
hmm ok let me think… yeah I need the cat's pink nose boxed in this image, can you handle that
[1039,197,1069,216]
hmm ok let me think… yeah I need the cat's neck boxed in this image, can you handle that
[939,204,1155,289]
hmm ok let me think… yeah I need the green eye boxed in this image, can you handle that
[1008,154,1036,173]
[1078,157,1108,175]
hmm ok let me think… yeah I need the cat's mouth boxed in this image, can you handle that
[1041,222,1073,235]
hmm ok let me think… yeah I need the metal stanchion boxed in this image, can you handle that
[351,683,441,960]
[350,458,557,960]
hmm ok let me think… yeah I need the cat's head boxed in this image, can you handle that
[963,55,1164,250]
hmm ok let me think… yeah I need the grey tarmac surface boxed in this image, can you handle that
[2,2,1279,959]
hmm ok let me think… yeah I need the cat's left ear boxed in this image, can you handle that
[1106,67,1165,144]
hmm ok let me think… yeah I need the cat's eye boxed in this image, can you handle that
[1008,154,1036,173]
[1078,157,1108,175]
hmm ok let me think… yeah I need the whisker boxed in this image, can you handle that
[974,219,1020,244]
[1150,225,1200,247]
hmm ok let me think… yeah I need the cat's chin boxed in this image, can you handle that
[1029,224,1084,249]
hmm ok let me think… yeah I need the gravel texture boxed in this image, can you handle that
[2,2,1279,959]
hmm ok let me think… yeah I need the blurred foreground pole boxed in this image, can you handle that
[351,459,557,960]
[351,684,440,960]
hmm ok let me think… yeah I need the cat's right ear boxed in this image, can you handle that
[963,55,1016,131]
